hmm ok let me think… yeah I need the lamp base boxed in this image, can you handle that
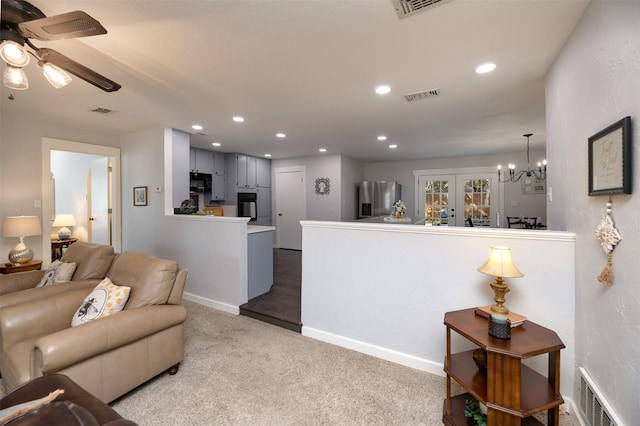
[57,226,71,240]
[8,238,34,265]
[489,277,510,314]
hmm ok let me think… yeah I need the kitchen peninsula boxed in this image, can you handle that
[158,214,274,314]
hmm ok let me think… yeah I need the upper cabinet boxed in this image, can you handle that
[236,154,257,189]
[190,148,215,174]
[256,157,271,188]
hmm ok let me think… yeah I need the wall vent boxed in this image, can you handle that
[392,0,453,19]
[91,107,113,115]
[578,368,623,426]
[404,88,441,102]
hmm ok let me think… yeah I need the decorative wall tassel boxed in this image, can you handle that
[594,196,620,285]
[597,253,613,285]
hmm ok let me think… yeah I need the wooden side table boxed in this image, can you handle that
[51,238,78,261]
[0,260,43,274]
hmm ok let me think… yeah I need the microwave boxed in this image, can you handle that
[190,172,212,192]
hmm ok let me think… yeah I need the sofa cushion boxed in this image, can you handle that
[37,261,77,287]
[71,279,130,327]
[107,252,178,309]
[61,243,115,281]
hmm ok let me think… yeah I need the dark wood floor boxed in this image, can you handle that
[239,249,302,332]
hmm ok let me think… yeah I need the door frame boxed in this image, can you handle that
[42,138,121,264]
[413,166,504,227]
[274,165,306,249]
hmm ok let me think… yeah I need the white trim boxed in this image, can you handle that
[413,166,497,176]
[42,138,122,263]
[302,326,445,377]
[300,220,576,242]
[183,292,240,315]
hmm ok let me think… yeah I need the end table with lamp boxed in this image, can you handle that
[51,237,78,261]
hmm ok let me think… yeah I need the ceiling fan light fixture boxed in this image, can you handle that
[3,65,29,90]
[0,40,30,67]
[39,61,72,88]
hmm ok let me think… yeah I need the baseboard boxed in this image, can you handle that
[183,292,239,315]
[302,326,445,377]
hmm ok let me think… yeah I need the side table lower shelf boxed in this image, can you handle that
[443,393,545,426]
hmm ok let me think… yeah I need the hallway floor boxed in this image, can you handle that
[239,249,302,332]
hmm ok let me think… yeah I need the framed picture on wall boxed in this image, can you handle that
[133,186,148,206]
[588,116,632,196]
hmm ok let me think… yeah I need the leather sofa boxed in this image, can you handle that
[0,242,116,307]
[0,250,188,403]
[0,374,137,425]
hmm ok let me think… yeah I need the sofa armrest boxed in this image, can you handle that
[0,288,90,350]
[0,270,45,296]
[33,305,187,373]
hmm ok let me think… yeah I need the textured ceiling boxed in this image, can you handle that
[0,0,588,161]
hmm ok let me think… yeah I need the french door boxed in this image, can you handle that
[416,169,500,227]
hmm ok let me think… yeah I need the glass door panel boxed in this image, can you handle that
[418,175,454,226]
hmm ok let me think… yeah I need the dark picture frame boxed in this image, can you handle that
[133,186,148,206]
[588,116,632,196]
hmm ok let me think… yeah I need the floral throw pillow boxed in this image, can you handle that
[71,277,130,327]
[37,260,77,287]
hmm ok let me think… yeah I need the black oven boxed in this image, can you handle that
[237,192,257,222]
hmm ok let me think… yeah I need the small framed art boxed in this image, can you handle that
[588,116,632,196]
[133,186,148,206]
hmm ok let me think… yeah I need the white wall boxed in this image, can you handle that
[301,221,576,401]
[340,156,364,221]
[0,112,119,262]
[366,150,547,227]
[546,1,640,423]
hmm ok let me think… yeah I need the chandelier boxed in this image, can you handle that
[497,133,547,183]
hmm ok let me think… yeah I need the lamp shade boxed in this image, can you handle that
[2,216,42,238]
[52,214,76,227]
[477,246,523,278]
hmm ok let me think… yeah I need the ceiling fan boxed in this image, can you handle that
[0,0,121,93]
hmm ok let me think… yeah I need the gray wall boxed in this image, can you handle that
[546,1,639,423]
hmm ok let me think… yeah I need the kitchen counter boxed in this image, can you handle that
[247,225,276,234]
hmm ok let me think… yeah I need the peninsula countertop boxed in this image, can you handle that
[247,225,276,234]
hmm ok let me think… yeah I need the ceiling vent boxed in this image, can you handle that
[404,88,441,102]
[392,0,453,19]
[90,107,113,114]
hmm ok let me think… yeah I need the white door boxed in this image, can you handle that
[275,167,306,250]
[417,175,455,226]
[89,157,110,244]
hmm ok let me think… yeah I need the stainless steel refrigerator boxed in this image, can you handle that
[358,181,402,218]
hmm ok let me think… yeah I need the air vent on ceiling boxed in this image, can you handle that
[90,107,113,115]
[392,0,453,19]
[404,88,441,102]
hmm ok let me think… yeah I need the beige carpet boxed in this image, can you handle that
[109,300,575,425]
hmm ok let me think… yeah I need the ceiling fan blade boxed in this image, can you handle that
[38,48,121,92]
[18,10,107,41]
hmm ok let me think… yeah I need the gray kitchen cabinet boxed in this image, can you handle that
[213,151,226,176]
[190,148,214,174]
[256,157,271,188]
[236,154,257,189]
[212,174,226,201]
[256,187,271,225]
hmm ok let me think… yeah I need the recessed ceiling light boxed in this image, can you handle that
[212,142,221,147]
[375,85,391,95]
[232,116,245,123]
[319,148,327,153]
[389,144,398,149]
[192,124,203,131]
[276,133,286,138]
[265,153,272,158]
[475,63,496,74]
[377,135,387,141]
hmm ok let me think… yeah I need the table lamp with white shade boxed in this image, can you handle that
[1,215,42,265]
[53,213,76,240]
[477,246,524,314]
